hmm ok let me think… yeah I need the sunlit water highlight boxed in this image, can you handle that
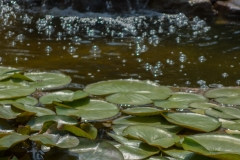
[0,1,240,89]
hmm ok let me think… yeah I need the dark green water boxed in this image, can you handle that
[0,4,240,88]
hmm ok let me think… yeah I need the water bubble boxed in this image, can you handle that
[185,81,191,85]
[166,59,174,65]
[16,34,24,42]
[67,46,76,54]
[222,73,229,78]
[179,54,187,62]
[236,80,240,85]
[197,80,206,85]
[134,36,143,44]
[200,84,209,90]
[45,46,52,53]
[168,25,176,34]
[209,84,223,88]
[89,45,101,54]
[155,61,163,67]
[72,36,81,45]
[198,56,206,63]
[45,25,54,37]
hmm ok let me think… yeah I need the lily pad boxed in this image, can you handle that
[39,90,89,105]
[205,107,240,119]
[204,88,240,98]
[122,125,179,148]
[26,115,78,131]
[0,104,20,119]
[215,96,240,105]
[108,133,159,160]
[25,72,71,90]
[69,138,124,160]
[154,100,189,109]
[168,92,208,103]
[121,107,162,116]
[162,112,221,132]
[30,134,79,148]
[189,102,219,110]
[15,96,38,106]
[12,102,55,117]
[219,119,240,130]
[0,133,29,150]
[56,99,120,121]
[84,80,172,105]
[162,149,192,159]
[0,87,35,100]
[182,133,240,160]
[0,67,21,81]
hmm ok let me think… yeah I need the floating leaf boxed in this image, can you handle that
[215,96,240,105]
[69,138,124,160]
[84,79,172,105]
[168,92,208,103]
[15,96,38,106]
[204,88,240,98]
[26,115,78,131]
[154,100,189,109]
[106,92,153,105]
[121,107,162,116]
[219,119,240,130]
[189,102,218,110]
[56,99,119,121]
[12,102,55,117]
[205,107,240,119]
[0,119,15,137]
[39,90,88,105]
[122,125,179,148]
[0,67,21,81]
[0,87,35,100]
[182,133,240,160]
[58,123,97,139]
[162,149,192,159]
[162,112,221,132]
[30,134,79,148]
[0,104,20,119]
[108,133,159,160]
[25,72,71,90]
[0,133,29,150]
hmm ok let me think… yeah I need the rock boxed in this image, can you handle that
[214,0,240,17]
[148,0,215,16]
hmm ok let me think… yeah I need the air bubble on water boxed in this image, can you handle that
[16,34,24,42]
[185,81,191,85]
[222,73,228,78]
[89,45,101,54]
[166,59,174,65]
[197,80,206,85]
[72,36,81,45]
[155,61,162,67]
[134,36,143,44]
[67,46,76,54]
[209,84,223,88]
[45,46,52,53]
[236,80,240,85]
[168,25,176,34]
[200,84,209,90]
[179,54,187,62]
[198,56,206,63]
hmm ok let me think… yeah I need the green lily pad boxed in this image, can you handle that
[204,88,240,98]
[0,87,35,100]
[182,133,240,160]
[189,102,219,110]
[39,90,88,105]
[12,102,55,117]
[219,119,240,130]
[0,67,21,81]
[69,138,124,160]
[168,92,208,103]
[56,99,120,121]
[154,100,189,109]
[58,123,97,140]
[26,115,78,131]
[205,107,240,119]
[0,119,15,137]
[0,133,29,150]
[162,149,192,159]
[121,107,162,116]
[30,134,79,148]
[215,96,240,105]
[25,72,71,90]
[15,96,38,106]
[106,92,153,105]
[0,104,20,119]
[108,133,159,160]
[84,79,171,105]
[122,125,179,148]
[162,112,221,132]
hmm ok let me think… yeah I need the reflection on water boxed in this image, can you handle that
[0,1,240,88]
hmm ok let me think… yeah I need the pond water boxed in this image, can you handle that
[1,1,240,88]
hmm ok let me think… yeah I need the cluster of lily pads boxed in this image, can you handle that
[1,67,240,159]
